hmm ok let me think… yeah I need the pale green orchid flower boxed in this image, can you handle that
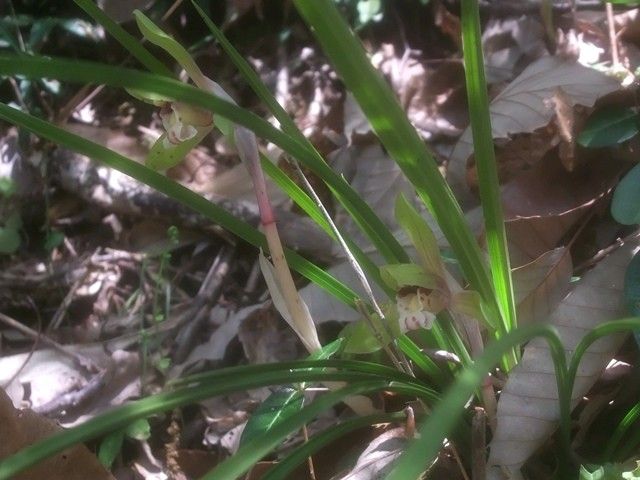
[343,195,492,353]
[131,11,233,170]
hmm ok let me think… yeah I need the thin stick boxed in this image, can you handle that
[449,440,471,480]
[607,2,620,67]
[0,311,98,373]
[471,407,487,480]
[301,424,317,480]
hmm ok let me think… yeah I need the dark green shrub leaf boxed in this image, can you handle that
[578,108,639,148]
[612,164,640,225]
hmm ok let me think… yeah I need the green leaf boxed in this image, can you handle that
[0,54,409,269]
[0,101,358,307]
[261,412,405,480]
[126,87,171,106]
[292,0,501,345]
[609,0,640,5]
[98,430,124,469]
[240,338,346,447]
[578,108,640,148]
[395,194,443,276]
[191,3,386,292]
[0,226,20,254]
[380,263,441,291]
[612,164,640,225]
[308,337,345,360]
[239,387,304,447]
[385,324,567,480]
[44,229,64,252]
[460,0,516,364]
[0,359,435,479]
[124,419,151,441]
[0,177,15,197]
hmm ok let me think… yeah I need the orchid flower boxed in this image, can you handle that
[343,195,492,354]
[132,11,233,170]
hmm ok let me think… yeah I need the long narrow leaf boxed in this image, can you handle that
[291,0,501,329]
[565,318,640,448]
[191,4,388,289]
[0,54,406,266]
[0,362,436,479]
[460,0,517,349]
[261,155,387,293]
[205,382,433,480]
[0,102,357,306]
[75,0,382,281]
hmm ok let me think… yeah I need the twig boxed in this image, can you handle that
[48,275,85,331]
[0,311,99,373]
[449,440,471,480]
[301,424,317,480]
[471,407,487,480]
[606,2,620,67]
[33,366,111,416]
[161,0,185,21]
[574,229,640,274]
[172,245,235,362]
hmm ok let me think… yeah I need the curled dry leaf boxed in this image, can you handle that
[448,56,620,206]
[488,240,637,479]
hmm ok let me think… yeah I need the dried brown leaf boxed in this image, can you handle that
[488,240,636,479]
[449,56,620,205]
[0,388,114,480]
